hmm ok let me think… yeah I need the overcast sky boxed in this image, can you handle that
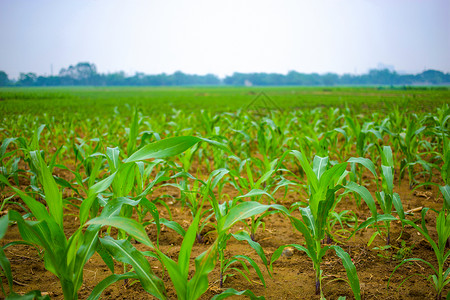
[0,0,449,79]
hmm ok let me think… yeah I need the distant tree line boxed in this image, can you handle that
[1,62,449,87]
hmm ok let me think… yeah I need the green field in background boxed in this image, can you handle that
[1,86,449,119]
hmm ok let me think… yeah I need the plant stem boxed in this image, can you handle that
[315,275,320,296]
[196,232,204,244]
[60,277,76,300]
[219,242,224,288]
[386,221,391,245]
[315,240,322,296]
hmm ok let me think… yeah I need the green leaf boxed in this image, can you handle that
[0,138,17,158]
[0,174,50,222]
[160,218,186,237]
[6,290,50,300]
[79,194,98,225]
[207,168,230,190]
[7,211,66,280]
[236,189,274,202]
[106,147,120,172]
[353,214,398,234]
[125,136,202,163]
[222,202,273,231]
[439,185,450,209]
[347,157,378,180]
[345,182,378,219]
[315,189,337,240]
[141,199,161,245]
[254,169,275,190]
[99,237,166,299]
[0,247,13,293]
[196,137,232,154]
[87,171,116,196]
[381,146,394,167]
[318,162,347,192]
[86,272,138,300]
[330,245,361,300]
[392,193,405,220]
[96,241,114,273]
[233,255,266,287]
[179,209,201,280]
[186,241,218,300]
[437,210,450,251]
[87,216,154,248]
[30,151,63,228]
[0,214,9,240]
[291,150,318,193]
[232,231,270,275]
[31,124,45,151]
[270,244,309,272]
[299,206,317,238]
[287,217,316,261]
[99,197,140,219]
[388,258,438,291]
[381,165,394,195]
[72,226,100,292]
[127,108,139,156]
[313,156,329,180]
[211,288,265,300]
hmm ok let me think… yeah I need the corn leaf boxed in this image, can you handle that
[347,157,378,180]
[312,156,328,180]
[291,150,318,193]
[223,202,276,231]
[186,241,218,300]
[211,288,265,300]
[30,151,63,228]
[87,216,154,248]
[330,245,361,300]
[345,182,378,219]
[0,247,13,293]
[270,243,309,272]
[86,272,138,300]
[392,193,405,220]
[439,185,450,209]
[232,231,270,275]
[99,237,166,299]
[125,136,202,163]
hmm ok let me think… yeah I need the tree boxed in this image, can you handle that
[18,73,37,86]
[0,71,9,86]
[59,62,98,85]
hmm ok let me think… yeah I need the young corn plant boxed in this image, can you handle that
[271,150,361,299]
[392,114,428,188]
[167,168,229,243]
[0,138,22,190]
[0,152,117,300]
[347,146,405,245]
[229,158,282,241]
[206,179,286,290]
[388,205,450,300]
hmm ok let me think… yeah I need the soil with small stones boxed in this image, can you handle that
[1,164,449,300]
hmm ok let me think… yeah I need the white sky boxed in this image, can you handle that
[0,0,449,79]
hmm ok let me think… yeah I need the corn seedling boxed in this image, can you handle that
[271,150,361,299]
[388,206,450,300]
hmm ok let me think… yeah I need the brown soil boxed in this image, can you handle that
[1,165,449,300]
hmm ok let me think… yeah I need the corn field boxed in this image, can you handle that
[0,86,449,299]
